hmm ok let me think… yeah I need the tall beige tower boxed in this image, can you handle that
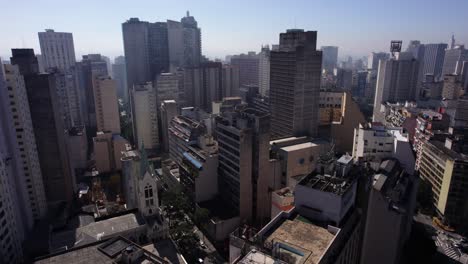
[93,76,121,134]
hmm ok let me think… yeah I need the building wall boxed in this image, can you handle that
[258,47,270,96]
[4,64,47,220]
[222,65,240,98]
[132,83,159,149]
[94,138,111,173]
[160,100,178,153]
[94,77,121,134]
[38,29,76,71]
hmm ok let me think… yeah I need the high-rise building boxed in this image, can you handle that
[216,108,271,223]
[442,45,468,76]
[367,52,389,71]
[418,137,468,232]
[93,76,121,134]
[101,55,112,77]
[421,43,447,79]
[0,60,32,263]
[335,68,353,91]
[179,11,201,68]
[269,29,322,139]
[155,72,179,106]
[321,46,338,72]
[258,45,271,96]
[406,40,425,60]
[93,132,129,173]
[131,82,159,150]
[54,70,83,128]
[160,100,178,153]
[11,49,75,205]
[231,52,259,86]
[3,64,47,220]
[373,52,419,121]
[38,29,76,71]
[112,56,128,102]
[442,74,463,100]
[76,54,109,131]
[361,159,418,264]
[184,62,222,112]
[222,64,240,98]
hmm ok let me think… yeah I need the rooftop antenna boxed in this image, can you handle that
[186,10,190,17]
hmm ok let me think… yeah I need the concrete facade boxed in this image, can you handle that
[38,29,76,71]
[93,76,121,134]
[132,82,159,150]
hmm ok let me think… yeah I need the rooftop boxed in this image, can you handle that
[264,216,336,264]
[280,142,318,152]
[298,173,352,196]
[35,236,171,264]
[237,250,282,264]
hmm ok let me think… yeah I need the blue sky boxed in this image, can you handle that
[1,0,467,61]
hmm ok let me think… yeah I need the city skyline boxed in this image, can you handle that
[2,0,468,60]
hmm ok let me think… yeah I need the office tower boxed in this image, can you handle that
[179,11,201,68]
[258,45,271,96]
[442,45,468,76]
[406,40,424,60]
[66,126,88,172]
[160,100,178,153]
[216,108,271,223]
[38,29,76,71]
[420,74,443,99]
[3,64,47,220]
[231,52,259,86]
[0,60,33,263]
[222,64,240,98]
[122,18,152,90]
[418,137,468,231]
[373,52,419,121]
[184,62,222,112]
[321,46,339,72]
[93,76,121,134]
[367,52,389,71]
[155,72,179,106]
[54,70,82,128]
[101,55,112,76]
[93,132,129,173]
[11,49,74,205]
[76,54,109,131]
[112,56,128,102]
[355,70,368,97]
[361,159,418,264]
[131,82,159,150]
[335,68,353,91]
[36,54,45,73]
[269,29,322,139]
[442,74,463,100]
[422,43,447,79]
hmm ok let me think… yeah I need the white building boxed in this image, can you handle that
[93,76,121,134]
[258,45,270,96]
[352,122,415,174]
[3,64,47,220]
[38,29,76,71]
[132,82,159,150]
[160,100,178,153]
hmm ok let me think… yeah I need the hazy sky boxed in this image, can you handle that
[1,0,467,62]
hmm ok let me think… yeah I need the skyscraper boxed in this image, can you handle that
[131,82,159,150]
[160,100,178,153]
[216,108,271,223]
[112,56,128,102]
[421,43,447,79]
[367,52,389,71]
[321,46,338,72]
[179,11,201,68]
[184,62,222,112]
[406,40,424,60]
[222,64,240,98]
[93,76,121,134]
[0,59,32,263]
[3,63,47,220]
[231,52,259,86]
[373,52,419,121]
[11,49,75,205]
[258,45,270,97]
[38,29,76,71]
[442,45,468,76]
[269,29,322,139]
